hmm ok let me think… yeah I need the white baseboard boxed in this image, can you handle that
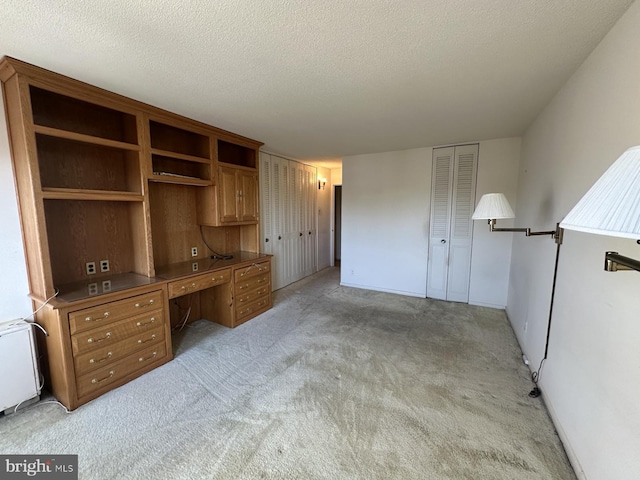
[540,386,587,480]
[339,282,426,298]
[468,300,506,309]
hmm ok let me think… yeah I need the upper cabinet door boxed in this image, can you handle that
[218,166,239,223]
[239,170,258,223]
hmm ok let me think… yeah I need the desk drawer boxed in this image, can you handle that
[167,269,231,299]
[71,310,162,355]
[69,291,163,334]
[76,342,167,398]
[233,261,270,282]
[236,296,270,323]
[236,285,270,306]
[73,326,165,376]
[235,273,270,293]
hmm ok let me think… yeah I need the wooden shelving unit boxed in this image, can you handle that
[0,56,268,410]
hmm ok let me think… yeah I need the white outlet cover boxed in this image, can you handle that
[86,262,96,275]
[100,260,110,272]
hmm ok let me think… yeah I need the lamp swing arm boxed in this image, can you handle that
[604,251,640,272]
[488,219,563,242]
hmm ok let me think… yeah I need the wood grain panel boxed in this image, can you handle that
[36,135,140,192]
[44,200,136,285]
[148,182,207,267]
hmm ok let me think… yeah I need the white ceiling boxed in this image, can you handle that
[0,0,634,168]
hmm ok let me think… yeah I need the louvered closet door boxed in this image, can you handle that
[427,147,455,300]
[274,156,290,290]
[260,152,273,256]
[446,144,478,302]
[303,164,317,277]
[427,144,478,302]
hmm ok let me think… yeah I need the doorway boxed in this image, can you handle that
[334,185,342,267]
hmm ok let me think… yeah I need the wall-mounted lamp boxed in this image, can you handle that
[318,178,327,190]
[560,145,640,273]
[472,191,563,397]
[472,193,563,244]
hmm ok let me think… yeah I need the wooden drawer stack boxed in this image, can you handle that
[67,290,170,402]
[233,260,272,325]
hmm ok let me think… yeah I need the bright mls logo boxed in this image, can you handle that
[1,455,77,479]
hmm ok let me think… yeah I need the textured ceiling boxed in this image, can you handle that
[0,0,634,167]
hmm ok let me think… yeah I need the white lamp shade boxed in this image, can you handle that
[560,145,640,240]
[472,193,515,220]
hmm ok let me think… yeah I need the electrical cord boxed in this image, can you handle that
[13,398,70,415]
[172,296,193,332]
[199,225,233,260]
[528,239,562,399]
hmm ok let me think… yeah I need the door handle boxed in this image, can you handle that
[441,239,447,244]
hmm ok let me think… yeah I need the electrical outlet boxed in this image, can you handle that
[192,262,199,272]
[102,280,112,293]
[86,262,96,275]
[191,247,198,257]
[88,282,98,295]
[100,259,110,273]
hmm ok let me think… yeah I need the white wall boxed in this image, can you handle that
[508,3,640,479]
[341,148,432,296]
[0,92,32,321]
[341,138,519,304]
[469,138,521,308]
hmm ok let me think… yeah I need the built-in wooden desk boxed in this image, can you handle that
[156,251,272,328]
[36,252,271,410]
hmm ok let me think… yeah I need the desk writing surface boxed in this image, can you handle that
[154,251,269,280]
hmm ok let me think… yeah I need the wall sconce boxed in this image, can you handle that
[472,193,563,244]
[560,145,640,272]
[318,178,326,190]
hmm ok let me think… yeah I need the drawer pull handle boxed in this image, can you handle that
[138,334,157,344]
[91,370,115,384]
[88,332,111,344]
[136,317,156,327]
[135,299,155,308]
[85,312,109,322]
[89,352,112,364]
[139,351,158,362]
[181,282,197,291]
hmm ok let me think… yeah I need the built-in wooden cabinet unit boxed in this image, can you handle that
[1,56,271,410]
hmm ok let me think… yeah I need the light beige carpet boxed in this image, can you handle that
[0,267,575,479]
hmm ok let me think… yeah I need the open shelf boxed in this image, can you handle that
[30,86,138,144]
[44,200,150,287]
[149,120,210,160]
[34,125,139,151]
[36,134,143,194]
[218,139,256,168]
[150,154,212,186]
[41,188,144,202]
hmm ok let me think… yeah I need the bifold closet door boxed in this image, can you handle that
[302,164,317,277]
[260,153,318,291]
[427,144,478,302]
